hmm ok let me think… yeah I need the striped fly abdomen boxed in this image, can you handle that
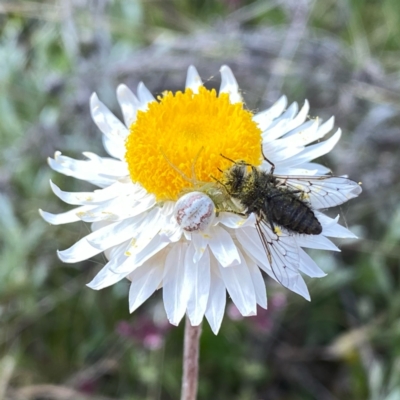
[267,189,322,235]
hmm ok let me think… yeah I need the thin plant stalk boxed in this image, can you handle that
[181,317,202,400]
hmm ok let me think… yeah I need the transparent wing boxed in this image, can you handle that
[255,218,301,290]
[275,175,362,209]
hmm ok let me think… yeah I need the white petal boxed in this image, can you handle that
[86,213,148,250]
[186,246,211,326]
[279,129,341,168]
[265,101,312,144]
[39,205,89,225]
[112,233,170,273]
[102,133,125,160]
[191,231,209,263]
[159,212,183,243]
[262,141,303,165]
[322,223,357,239]
[273,101,299,122]
[253,95,287,131]
[218,256,256,317]
[116,84,140,127]
[77,194,155,223]
[137,82,155,106]
[216,212,247,229]
[128,252,165,312]
[82,152,128,176]
[124,208,167,255]
[205,262,226,334]
[90,93,128,139]
[102,236,125,260]
[57,236,104,263]
[316,213,358,238]
[163,243,191,326]
[292,274,311,301]
[296,234,340,251]
[298,248,327,278]
[82,160,128,186]
[73,197,126,223]
[286,100,310,130]
[280,118,319,147]
[235,226,271,273]
[279,115,335,149]
[87,244,130,289]
[185,65,202,93]
[316,116,335,138]
[242,252,267,309]
[273,166,319,175]
[49,180,119,206]
[87,267,129,290]
[91,220,110,232]
[262,102,299,142]
[208,226,240,267]
[48,151,127,187]
[219,65,242,104]
[290,162,331,175]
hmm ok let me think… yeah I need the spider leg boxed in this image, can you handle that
[160,147,194,184]
[191,146,204,181]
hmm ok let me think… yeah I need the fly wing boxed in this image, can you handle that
[275,175,362,209]
[255,218,301,290]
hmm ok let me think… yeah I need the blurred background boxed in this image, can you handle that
[1,0,400,399]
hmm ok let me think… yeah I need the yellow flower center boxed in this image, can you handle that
[125,86,262,201]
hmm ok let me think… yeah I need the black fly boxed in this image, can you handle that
[219,153,361,286]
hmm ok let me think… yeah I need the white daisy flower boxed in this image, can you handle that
[40,66,361,334]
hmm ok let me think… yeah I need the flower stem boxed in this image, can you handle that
[181,317,202,400]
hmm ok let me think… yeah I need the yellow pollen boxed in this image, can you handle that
[125,86,262,201]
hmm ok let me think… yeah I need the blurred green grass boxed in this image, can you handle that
[1,0,400,399]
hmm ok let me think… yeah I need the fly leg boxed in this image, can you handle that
[261,145,275,174]
[220,154,237,164]
[220,154,254,168]
[210,175,230,195]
